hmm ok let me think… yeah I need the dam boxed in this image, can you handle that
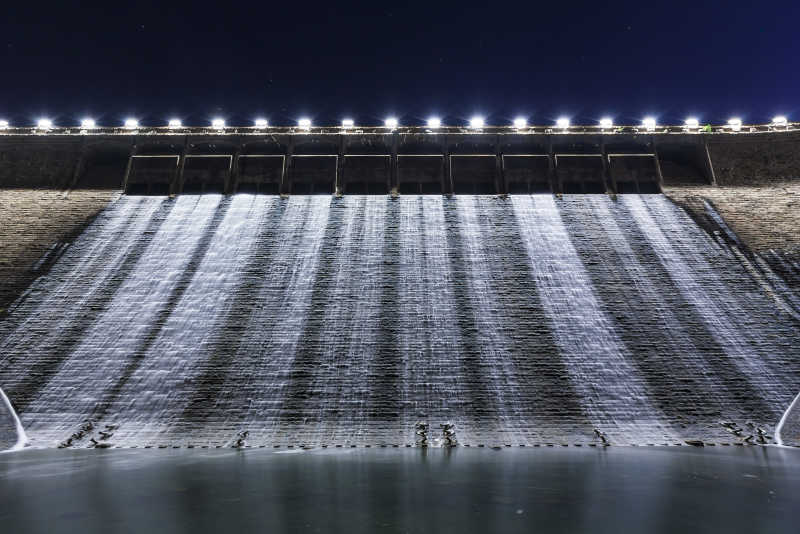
[0,123,799,450]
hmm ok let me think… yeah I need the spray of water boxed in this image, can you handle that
[0,386,27,452]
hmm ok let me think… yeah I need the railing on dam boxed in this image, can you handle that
[1,124,798,193]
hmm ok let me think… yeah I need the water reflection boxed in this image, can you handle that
[1,447,799,533]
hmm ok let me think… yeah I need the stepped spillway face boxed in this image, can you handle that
[0,193,798,448]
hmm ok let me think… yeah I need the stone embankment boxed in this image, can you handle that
[0,189,117,311]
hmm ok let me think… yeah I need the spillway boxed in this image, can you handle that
[0,194,799,449]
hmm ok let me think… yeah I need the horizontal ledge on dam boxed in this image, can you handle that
[0,122,797,137]
[3,128,799,190]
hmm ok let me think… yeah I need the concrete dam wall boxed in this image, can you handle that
[0,128,798,450]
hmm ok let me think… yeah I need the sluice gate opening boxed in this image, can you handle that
[235,155,283,194]
[125,156,178,195]
[119,149,672,196]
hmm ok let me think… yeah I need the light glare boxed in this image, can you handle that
[642,117,656,130]
[469,116,485,129]
[81,118,96,129]
[341,118,354,128]
[684,117,700,129]
[599,117,613,129]
[298,118,311,129]
[385,117,398,128]
[212,118,225,129]
[513,117,527,129]
[37,118,53,129]
[773,115,788,126]
[427,117,441,128]
[0,120,8,129]
[556,117,570,129]
[124,118,139,129]
[727,117,742,131]
[168,119,182,128]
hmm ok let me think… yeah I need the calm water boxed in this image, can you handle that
[1,447,799,533]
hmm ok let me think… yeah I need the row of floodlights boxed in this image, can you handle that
[0,115,791,131]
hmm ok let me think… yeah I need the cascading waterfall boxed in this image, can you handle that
[621,196,792,407]
[1,193,799,449]
[397,197,470,443]
[511,195,676,444]
[20,196,223,445]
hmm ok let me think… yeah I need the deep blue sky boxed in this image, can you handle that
[1,1,798,126]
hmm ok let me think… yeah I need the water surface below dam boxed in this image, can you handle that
[1,447,799,534]
[0,194,798,448]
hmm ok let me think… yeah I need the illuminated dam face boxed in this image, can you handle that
[1,193,799,449]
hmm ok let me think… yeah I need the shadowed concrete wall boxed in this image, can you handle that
[708,132,800,186]
[661,132,800,303]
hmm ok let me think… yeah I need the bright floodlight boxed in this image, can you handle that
[384,117,398,128]
[341,118,354,128]
[727,117,742,131]
[642,117,656,131]
[772,115,788,126]
[37,118,53,129]
[427,117,441,128]
[124,118,139,129]
[0,120,8,129]
[469,116,485,129]
[684,117,700,129]
[556,117,570,129]
[168,118,182,128]
[254,118,268,128]
[81,118,96,129]
[212,118,225,129]
[298,118,311,129]
[513,117,528,129]
[599,117,613,129]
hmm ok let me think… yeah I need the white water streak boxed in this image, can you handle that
[512,195,673,443]
[0,198,161,361]
[397,197,467,442]
[104,195,272,444]
[455,196,530,445]
[622,196,784,403]
[23,196,221,444]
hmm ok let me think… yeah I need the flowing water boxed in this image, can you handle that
[0,194,799,449]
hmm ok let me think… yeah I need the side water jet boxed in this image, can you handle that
[0,387,27,452]
[775,391,800,447]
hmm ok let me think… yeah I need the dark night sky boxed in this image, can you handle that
[1,1,798,126]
